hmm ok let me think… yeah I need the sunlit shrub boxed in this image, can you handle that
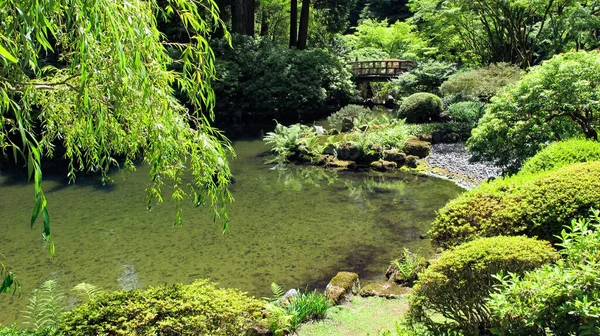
[488,210,600,335]
[447,101,484,124]
[519,138,600,175]
[397,93,443,123]
[266,285,330,336]
[430,162,600,248]
[373,61,456,100]
[440,63,522,102]
[59,279,265,335]
[467,51,600,172]
[408,236,557,334]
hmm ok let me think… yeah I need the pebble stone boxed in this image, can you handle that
[425,143,502,189]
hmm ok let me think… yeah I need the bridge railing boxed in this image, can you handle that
[350,60,417,77]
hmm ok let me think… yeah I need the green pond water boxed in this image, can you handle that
[0,140,463,325]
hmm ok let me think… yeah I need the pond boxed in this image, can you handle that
[0,140,463,325]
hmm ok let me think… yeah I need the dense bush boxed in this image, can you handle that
[430,162,600,248]
[372,60,456,100]
[447,101,484,124]
[467,51,600,172]
[327,104,372,129]
[488,210,600,335]
[408,236,557,334]
[211,35,354,125]
[440,63,522,102]
[266,285,330,335]
[519,138,600,175]
[397,93,443,123]
[59,279,265,335]
[405,122,473,143]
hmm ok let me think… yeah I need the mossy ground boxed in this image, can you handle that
[296,296,408,336]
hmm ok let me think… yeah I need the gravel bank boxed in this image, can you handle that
[424,143,502,189]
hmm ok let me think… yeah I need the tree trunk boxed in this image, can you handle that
[260,7,269,36]
[231,0,254,36]
[297,0,310,49]
[289,0,298,47]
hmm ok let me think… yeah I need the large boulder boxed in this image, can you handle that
[402,139,431,158]
[327,160,357,170]
[337,142,361,161]
[325,272,360,305]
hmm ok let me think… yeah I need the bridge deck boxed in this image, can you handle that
[351,60,416,80]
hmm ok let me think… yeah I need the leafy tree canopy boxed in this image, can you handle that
[0,0,233,257]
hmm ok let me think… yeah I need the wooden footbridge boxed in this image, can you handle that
[350,59,417,82]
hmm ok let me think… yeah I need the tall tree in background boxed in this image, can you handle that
[232,0,256,36]
[290,0,298,46]
[297,0,311,49]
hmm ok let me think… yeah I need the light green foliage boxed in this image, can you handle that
[0,325,59,336]
[447,102,484,124]
[405,122,472,141]
[408,0,600,65]
[296,296,409,336]
[408,236,557,334]
[342,19,433,61]
[212,35,354,122]
[0,0,233,250]
[327,104,373,129]
[23,280,64,331]
[359,120,410,151]
[397,93,443,123]
[440,64,522,102]
[391,248,425,284]
[488,210,600,335]
[266,286,331,335]
[0,254,19,295]
[519,138,600,175]
[430,162,600,248]
[468,51,600,172]
[59,279,265,335]
[263,123,319,165]
[374,61,456,100]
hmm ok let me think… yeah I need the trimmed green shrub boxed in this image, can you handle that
[519,138,600,175]
[59,279,265,335]
[488,210,600,335]
[447,101,485,124]
[440,63,522,102]
[430,162,600,248]
[408,236,557,334]
[372,61,456,100]
[397,93,443,123]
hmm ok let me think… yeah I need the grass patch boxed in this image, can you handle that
[296,296,408,336]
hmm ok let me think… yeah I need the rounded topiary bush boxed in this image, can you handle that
[59,280,265,335]
[519,138,600,175]
[430,162,600,248]
[397,93,443,123]
[408,236,558,333]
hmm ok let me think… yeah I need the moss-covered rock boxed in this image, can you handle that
[370,160,397,172]
[325,272,360,304]
[359,282,411,299]
[327,160,357,170]
[403,139,431,158]
[337,142,361,161]
[383,149,406,164]
[405,155,418,168]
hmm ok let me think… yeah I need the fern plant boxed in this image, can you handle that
[263,123,318,166]
[72,282,104,303]
[391,248,424,284]
[23,280,65,331]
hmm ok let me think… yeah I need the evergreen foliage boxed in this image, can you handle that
[408,236,557,334]
[520,138,600,175]
[397,93,443,123]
